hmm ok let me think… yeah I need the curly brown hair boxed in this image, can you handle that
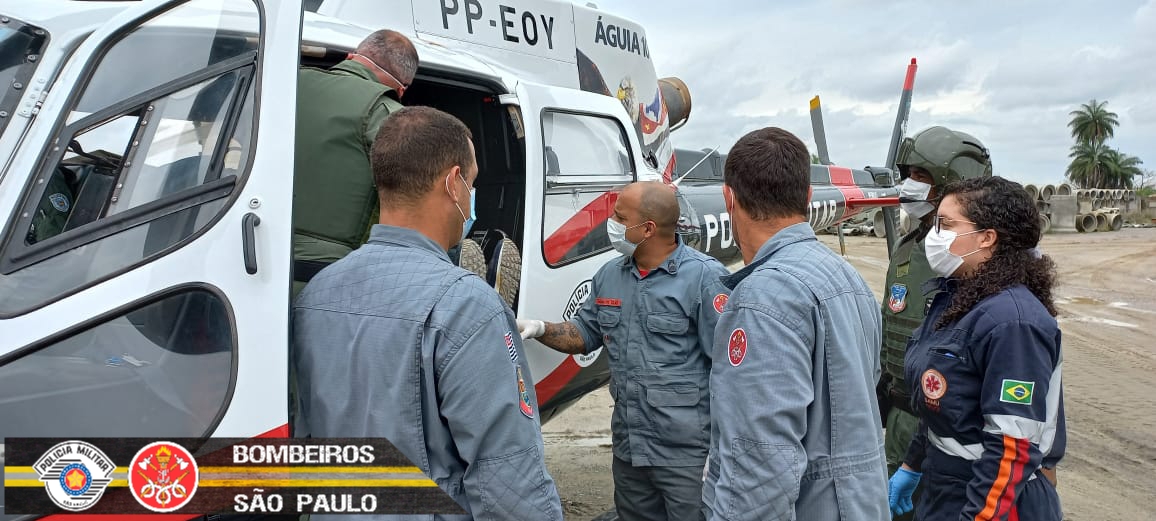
[936,176,1058,328]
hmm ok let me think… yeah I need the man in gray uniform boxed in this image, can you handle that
[293,106,563,520]
[518,181,730,521]
[702,127,888,521]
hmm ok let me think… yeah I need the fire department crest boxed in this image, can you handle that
[888,283,908,313]
[728,328,747,366]
[713,293,729,314]
[921,369,947,400]
[128,441,198,512]
[33,440,115,511]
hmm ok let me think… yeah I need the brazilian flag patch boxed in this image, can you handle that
[1000,379,1035,405]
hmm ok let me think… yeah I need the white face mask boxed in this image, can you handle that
[899,178,935,218]
[606,219,647,257]
[924,227,985,277]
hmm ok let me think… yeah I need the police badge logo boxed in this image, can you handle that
[48,193,70,212]
[888,283,908,313]
[128,441,199,512]
[728,328,747,367]
[33,440,115,511]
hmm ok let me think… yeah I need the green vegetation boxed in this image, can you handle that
[1065,99,1144,189]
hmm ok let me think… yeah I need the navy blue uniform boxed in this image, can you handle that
[903,279,1065,521]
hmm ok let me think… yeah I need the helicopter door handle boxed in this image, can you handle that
[242,212,261,274]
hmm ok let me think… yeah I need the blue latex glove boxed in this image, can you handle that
[888,466,922,516]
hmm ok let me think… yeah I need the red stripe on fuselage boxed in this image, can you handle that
[829,166,864,218]
[534,357,582,407]
[542,192,618,265]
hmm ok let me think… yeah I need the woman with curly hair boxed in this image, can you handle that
[886,176,1065,520]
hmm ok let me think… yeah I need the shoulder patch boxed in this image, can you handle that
[517,366,534,418]
[713,293,729,314]
[49,193,70,213]
[888,283,908,313]
[728,328,747,366]
[1000,379,1034,405]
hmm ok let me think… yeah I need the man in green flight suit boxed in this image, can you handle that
[293,29,418,295]
[881,125,992,520]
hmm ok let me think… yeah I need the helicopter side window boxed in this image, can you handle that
[0,0,260,316]
[541,111,636,268]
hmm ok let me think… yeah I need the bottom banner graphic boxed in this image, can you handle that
[3,438,466,516]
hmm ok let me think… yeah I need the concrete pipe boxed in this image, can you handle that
[1038,214,1052,236]
[1024,184,1040,201]
[1042,184,1056,200]
[1057,183,1073,196]
[1036,200,1047,213]
[1095,212,1110,232]
[1092,198,1103,210]
[899,210,913,235]
[873,210,887,238]
[1110,213,1123,231]
[1075,214,1089,232]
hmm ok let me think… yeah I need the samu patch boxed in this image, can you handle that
[1000,379,1035,405]
[888,283,908,313]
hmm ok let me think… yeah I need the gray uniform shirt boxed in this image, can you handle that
[702,223,888,521]
[293,225,562,520]
[570,240,730,467]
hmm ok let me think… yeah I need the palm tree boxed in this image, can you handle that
[1068,99,1119,145]
[1105,150,1143,189]
[1066,141,1111,188]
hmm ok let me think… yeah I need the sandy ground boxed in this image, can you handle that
[543,227,1156,520]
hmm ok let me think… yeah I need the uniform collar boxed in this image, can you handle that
[367,224,451,263]
[921,276,957,295]
[333,60,401,99]
[721,222,815,290]
[619,236,687,275]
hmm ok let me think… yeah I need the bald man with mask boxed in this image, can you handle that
[519,181,730,521]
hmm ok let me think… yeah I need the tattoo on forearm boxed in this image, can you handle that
[540,322,587,354]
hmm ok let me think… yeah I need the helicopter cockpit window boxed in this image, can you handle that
[0,0,260,316]
[0,17,48,138]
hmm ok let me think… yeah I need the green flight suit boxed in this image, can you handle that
[292,60,402,296]
[881,225,939,520]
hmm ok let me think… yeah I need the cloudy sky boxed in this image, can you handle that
[598,0,1156,186]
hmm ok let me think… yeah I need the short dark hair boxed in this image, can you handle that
[723,127,810,219]
[371,106,474,206]
[357,30,419,85]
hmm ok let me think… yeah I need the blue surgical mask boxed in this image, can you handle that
[453,173,476,242]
